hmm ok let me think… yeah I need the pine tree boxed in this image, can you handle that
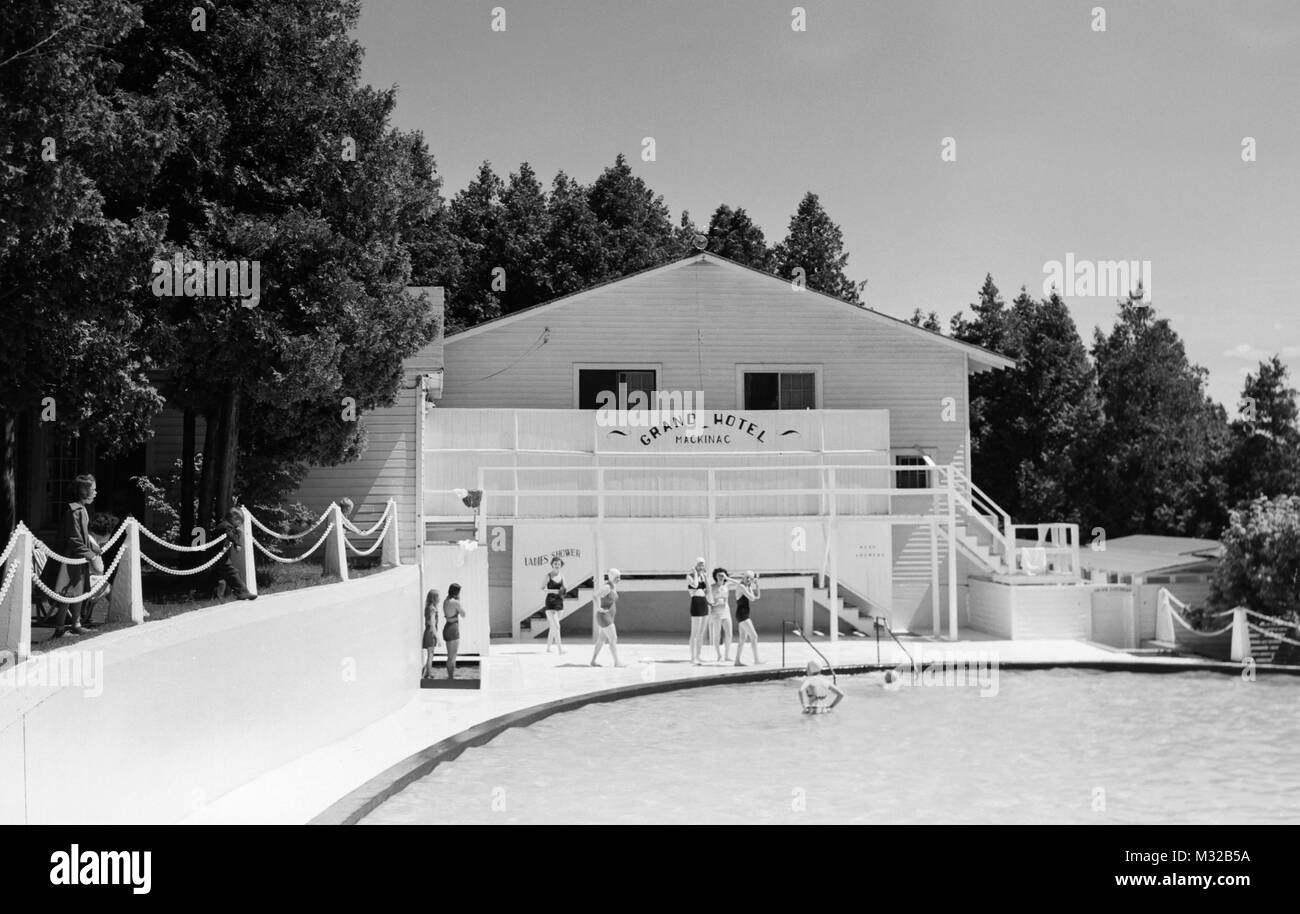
[908,309,943,332]
[705,205,770,269]
[446,161,506,330]
[543,170,608,299]
[1090,292,1231,537]
[1222,356,1300,506]
[587,153,676,276]
[497,162,551,314]
[771,192,864,303]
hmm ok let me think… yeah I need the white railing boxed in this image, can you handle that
[0,498,401,664]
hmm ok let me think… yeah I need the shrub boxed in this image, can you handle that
[1210,494,1300,620]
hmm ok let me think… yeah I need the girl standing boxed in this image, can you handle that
[591,569,624,667]
[542,556,567,654]
[708,567,734,663]
[422,589,440,679]
[733,571,762,666]
[440,583,465,679]
[686,557,709,666]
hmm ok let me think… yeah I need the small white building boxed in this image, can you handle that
[422,253,1087,642]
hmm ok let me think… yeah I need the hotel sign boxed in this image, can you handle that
[600,410,812,452]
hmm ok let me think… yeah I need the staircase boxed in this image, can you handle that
[517,578,596,640]
[811,578,894,636]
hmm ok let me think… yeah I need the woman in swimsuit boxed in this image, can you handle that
[798,661,845,714]
[440,583,465,679]
[422,588,440,679]
[686,557,710,666]
[542,556,567,654]
[733,571,761,666]
[591,568,625,667]
[708,567,734,663]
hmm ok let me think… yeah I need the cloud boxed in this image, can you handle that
[1224,343,1300,360]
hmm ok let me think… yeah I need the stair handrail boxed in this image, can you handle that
[872,615,919,682]
[783,620,838,684]
[923,456,1013,565]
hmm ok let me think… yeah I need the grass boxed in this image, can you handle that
[28,557,390,655]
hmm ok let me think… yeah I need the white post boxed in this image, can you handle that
[930,518,940,635]
[1155,589,1175,643]
[107,518,146,624]
[235,508,258,596]
[382,498,400,566]
[321,502,349,582]
[947,470,958,640]
[1,524,34,663]
[592,468,604,640]
[828,467,838,644]
[1229,607,1250,662]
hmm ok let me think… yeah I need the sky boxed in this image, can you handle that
[355,0,1300,409]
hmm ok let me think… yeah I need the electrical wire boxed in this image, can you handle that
[466,327,550,382]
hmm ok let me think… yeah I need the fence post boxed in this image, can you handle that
[1229,607,1250,662]
[1,524,34,664]
[322,502,349,582]
[107,518,146,625]
[382,498,400,566]
[234,508,258,597]
[1154,589,1174,643]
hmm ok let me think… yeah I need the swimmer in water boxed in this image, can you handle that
[798,661,845,714]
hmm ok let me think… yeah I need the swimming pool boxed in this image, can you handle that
[362,670,1300,824]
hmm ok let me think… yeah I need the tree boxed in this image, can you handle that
[446,161,506,331]
[542,170,608,300]
[908,309,943,332]
[496,162,551,314]
[672,210,702,257]
[0,0,172,546]
[956,286,1103,525]
[771,192,864,303]
[1222,356,1300,507]
[705,205,770,269]
[587,153,677,276]
[1210,494,1300,618]
[1090,292,1230,537]
[110,0,443,521]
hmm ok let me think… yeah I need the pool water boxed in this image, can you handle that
[362,670,1300,824]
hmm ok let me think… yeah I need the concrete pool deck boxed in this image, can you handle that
[180,635,1276,825]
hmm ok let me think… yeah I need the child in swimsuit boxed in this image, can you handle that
[591,569,624,667]
[733,571,761,666]
[441,583,465,679]
[543,556,566,654]
[799,661,845,714]
[708,567,734,662]
[686,558,709,666]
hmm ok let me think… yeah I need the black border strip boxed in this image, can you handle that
[311,657,1300,825]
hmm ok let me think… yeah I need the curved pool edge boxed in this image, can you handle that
[312,655,1300,825]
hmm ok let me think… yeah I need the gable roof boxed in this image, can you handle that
[443,253,1016,373]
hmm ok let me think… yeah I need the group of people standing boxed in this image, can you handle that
[422,583,465,679]
[538,555,763,668]
[686,557,762,667]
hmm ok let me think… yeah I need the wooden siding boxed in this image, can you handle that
[439,258,974,472]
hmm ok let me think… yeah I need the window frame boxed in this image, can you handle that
[572,363,663,410]
[735,364,823,411]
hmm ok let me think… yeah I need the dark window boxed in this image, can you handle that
[895,455,930,489]
[743,371,816,409]
[578,369,657,410]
